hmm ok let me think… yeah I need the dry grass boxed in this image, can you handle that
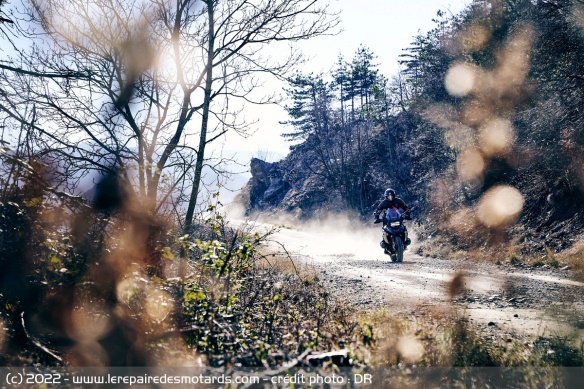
[557,241,584,280]
[256,252,319,282]
[416,236,460,259]
[417,235,582,275]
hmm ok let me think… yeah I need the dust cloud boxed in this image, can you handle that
[226,204,417,262]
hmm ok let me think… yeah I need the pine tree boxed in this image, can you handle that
[281,73,333,141]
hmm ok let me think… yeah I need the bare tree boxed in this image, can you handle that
[0,0,338,225]
[182,0,339,233]
[2,0,200,212]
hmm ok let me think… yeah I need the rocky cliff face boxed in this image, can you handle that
[237,149,340,219]
[235,122,410,221]
[244,158,290,210]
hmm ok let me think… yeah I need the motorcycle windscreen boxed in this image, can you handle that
[385,208,401,222]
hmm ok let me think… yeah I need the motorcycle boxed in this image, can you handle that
[376,208,410,263]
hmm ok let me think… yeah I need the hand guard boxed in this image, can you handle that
[404,211,412,220]
[374,218,382,224]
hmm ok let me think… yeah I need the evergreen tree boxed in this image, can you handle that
[350,45,379,118]
[281,73,333,141]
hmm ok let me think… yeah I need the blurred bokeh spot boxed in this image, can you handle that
[396,335,425,363]
[477,185,525,229]
[67,302,113,343]
[457,148,486,182]
[459,23,490,52]
[448,271,466,298]
[0,319,5,353]
[144,288,173,324]
[478,118,515,157]
[445,62,476,97]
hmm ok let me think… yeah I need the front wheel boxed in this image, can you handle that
[395,237,404,263]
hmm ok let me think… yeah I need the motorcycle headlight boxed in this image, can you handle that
[390,221,401,227]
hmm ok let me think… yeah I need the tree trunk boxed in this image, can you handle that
[184,1,215,234]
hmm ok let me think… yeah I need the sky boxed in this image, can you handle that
[218,0,471,162]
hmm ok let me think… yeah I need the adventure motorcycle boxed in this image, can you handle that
[377,208,410,263]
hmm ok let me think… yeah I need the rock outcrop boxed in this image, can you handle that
[237,152,337,219]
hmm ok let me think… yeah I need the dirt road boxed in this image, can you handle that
[266,220,584,342]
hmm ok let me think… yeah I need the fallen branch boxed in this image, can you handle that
[21,312,63,364]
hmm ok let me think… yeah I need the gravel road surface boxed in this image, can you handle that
[267,221,584,342]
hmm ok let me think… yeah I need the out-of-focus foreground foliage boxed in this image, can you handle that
[0,0,360,367]
[0,158,364,366]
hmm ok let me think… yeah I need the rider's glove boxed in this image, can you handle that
[373,211,381,223]
[404,211,412,220]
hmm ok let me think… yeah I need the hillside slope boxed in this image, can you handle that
[237,0,584,259]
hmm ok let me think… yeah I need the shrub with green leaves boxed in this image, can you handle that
[174,210,363,367]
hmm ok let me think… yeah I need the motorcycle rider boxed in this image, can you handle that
[374,188,412,252]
